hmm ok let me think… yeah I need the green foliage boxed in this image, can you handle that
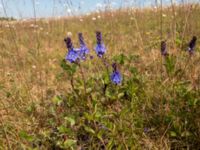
[164,55,176,76]
[113,53,127,65]
[19,131,34,142]
[60,59,77,76]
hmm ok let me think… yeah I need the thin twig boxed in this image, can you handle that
[79,64,87,95]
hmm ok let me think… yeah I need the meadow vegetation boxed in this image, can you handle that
[0,4,200,149]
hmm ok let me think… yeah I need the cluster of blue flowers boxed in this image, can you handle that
[64,33,89,63]
[111,63,122,85]
[64,31,122,85]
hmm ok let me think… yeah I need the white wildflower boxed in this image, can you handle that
[67,32,72,37]
[92,17,96,21]
[32,65,36,69]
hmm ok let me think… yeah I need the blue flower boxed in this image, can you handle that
[78,33,89,60]
[110,63,122,85]
[111,71,122,85]
[95,31,106,57]
[65,48,79,63]
[95,44,106,57]
[64,37,79,63]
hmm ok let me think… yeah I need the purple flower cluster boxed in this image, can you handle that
[160,36,198,57]
[64,33,90,63]
[78,33,89,60]
[95,31,106,57]
[64,31,122,85]
[110,63,122,85]
[64,37,79,63]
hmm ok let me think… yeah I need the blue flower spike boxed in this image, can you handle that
[188,36,197,55]
[78,33,89,60]
[110,63,122,85]
[64,37,79,63]
[95,31,106,57]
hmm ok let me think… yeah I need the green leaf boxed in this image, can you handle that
[19,131,34,142]
[65,116,75,126]
[118,92,124,99]
[60,59,77,76]
[57,125,68,133]
[97,130,104,141]
[129,67,138,75]
[175,38,182,46]
[170,131,177,137]
[52,96,62,106]
[63,139,76,148]
[113,53,127,65]
[102,72,110,84]
[164,56,176,76]
[84,112,93,121]
[181,131,191,137]
[84,126,95,134]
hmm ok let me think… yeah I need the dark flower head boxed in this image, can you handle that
[95,31,106,57]
[64,37,73,50]
[96,31,102,44]
[161,40,168,56]
[90,55,94,60]
[188,36,197,55]
[110,63,122,85]
[78,33,89,60]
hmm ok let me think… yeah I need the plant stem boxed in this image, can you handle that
[79,64,87,96]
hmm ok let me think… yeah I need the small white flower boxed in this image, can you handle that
[67,32,72,37]
[79,18,83,22]
[30,24,34,27]
[92,17,96,21]
[162,14,167,17]
[67,9,71,13]
[32,65,36,69]
[97,15,101,19]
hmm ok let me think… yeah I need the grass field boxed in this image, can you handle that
[1,3,200,149]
